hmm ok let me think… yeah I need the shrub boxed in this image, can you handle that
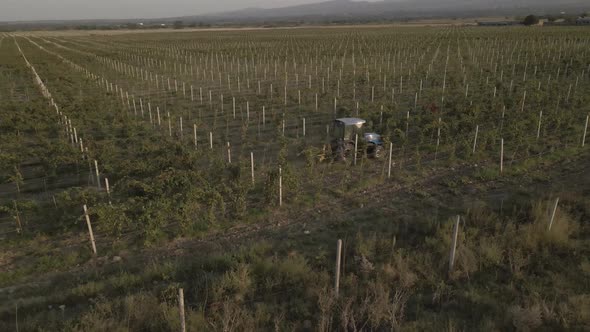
[523,15,540,26]
[509,304,542,331]
[94,203,130,237]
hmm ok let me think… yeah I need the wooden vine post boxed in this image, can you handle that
[303,118,306,137]
[279,166,283,207]
[105,178,112,205]
[179,117,183,138]
[353,134,358,166]
[472,125,479,154]
[178,288,186,332]
[387,142,393,178]
[583,114,589,147]
[405,111,409,138]
[83,205,97,255]
[435,117,442,159]
[193,124,197,149]
[548,197,560,231]
[448,216,460,274]
[250,152,255,185]
[94,160,101,189]
[335,239,343,297]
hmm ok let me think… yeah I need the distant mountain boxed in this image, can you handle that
[186,0,589,23]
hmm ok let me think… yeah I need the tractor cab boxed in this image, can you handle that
[331,118,383,160]
[333,118,365,141]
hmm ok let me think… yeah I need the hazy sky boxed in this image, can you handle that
[2,0,381,22]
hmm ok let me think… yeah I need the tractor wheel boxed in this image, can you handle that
[333,144,347,161]
[370,145,384,159]
[334,141,354,161]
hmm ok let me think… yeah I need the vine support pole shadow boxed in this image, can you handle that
[15,303,18,332]
[537,111,543,141]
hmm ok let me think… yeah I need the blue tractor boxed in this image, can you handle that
[330,118,384,161]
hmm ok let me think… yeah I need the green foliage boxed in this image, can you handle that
[2,26,590,332]
[48,188,101,229]
[94,203,131,238]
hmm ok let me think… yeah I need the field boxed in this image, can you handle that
[0,26,589,331]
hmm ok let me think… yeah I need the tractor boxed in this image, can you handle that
[330,118,383,161]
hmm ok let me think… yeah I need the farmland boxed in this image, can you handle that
[0,26,589,330]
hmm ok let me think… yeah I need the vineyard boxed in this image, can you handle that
[0,26,589,330]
